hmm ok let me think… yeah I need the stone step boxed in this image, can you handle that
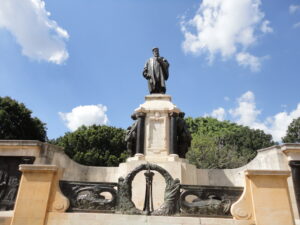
[46,212,246,225]
[0,210,13,225]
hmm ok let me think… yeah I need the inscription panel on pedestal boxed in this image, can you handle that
[148,118,165,149]
[145,112,169,155]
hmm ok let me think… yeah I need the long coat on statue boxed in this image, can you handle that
[143,57,169,94]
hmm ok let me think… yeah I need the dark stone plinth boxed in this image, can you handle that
[169,112,178,155]
[136,112,146,154]
[289,160,300,216]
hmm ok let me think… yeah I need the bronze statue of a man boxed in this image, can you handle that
[143,48,169,94]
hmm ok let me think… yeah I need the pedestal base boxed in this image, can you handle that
[126,154,187,163]
[134,94,181,157]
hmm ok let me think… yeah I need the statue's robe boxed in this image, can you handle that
[143,57,169,94]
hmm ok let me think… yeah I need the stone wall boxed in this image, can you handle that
[0,140,292,185]
[197,145,289,187]
[0,140,300,221]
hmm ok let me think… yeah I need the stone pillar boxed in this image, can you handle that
[231,170,295,225]
[169,112,178,155]
[10,165,69,225]
[282,144,300,219]
[289,160,300,216]
[135,112,146,155]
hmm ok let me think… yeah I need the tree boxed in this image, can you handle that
[0,96,47,141]
[52,125,128,167]
[185,117,275,169]
[282,117,300,143]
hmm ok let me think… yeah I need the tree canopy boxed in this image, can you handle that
[282,117,300,143]
[185,117,275,169]
[52,125,128,167]
[0,96,47,141]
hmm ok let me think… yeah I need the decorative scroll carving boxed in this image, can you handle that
[230,176,253,221]
[180,185,242,217]
[0,156,35,211]
[60,181,117,212]
[48,169,69,213]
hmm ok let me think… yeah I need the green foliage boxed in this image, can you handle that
[0,96,47,141]
[185,117,275,169]
[282,117,300,143]
[52,125,128,167]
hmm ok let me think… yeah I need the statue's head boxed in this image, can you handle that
[152,47,159,57]
[179,112,185,118]
[131,113,137,120]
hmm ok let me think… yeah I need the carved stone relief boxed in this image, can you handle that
[0,156,35,211]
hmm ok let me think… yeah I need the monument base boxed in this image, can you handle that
[134,94,181,157]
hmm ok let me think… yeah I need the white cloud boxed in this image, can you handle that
[224,96,230,101]
[0,0,69,64]
[263,104,300,143]
[261,20,273,33]
[211,107,226,121]
[204,91,300,142]
[227,91,300,142]
[236,52,262,72]
[289,4,300,14]
[59,105,109,131]
[229,91,264,128]
[180,0,271,71]
[293,22,300,28]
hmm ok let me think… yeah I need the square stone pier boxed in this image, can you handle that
[128,94,183,162]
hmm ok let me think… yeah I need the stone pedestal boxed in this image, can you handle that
[131,94,181,162]
[123,94,198,209]
[10,165,69,225]
[231,170,295,225]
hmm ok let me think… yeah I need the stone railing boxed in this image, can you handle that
[59,164,243,217]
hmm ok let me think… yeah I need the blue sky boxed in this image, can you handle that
[0,0,300,142]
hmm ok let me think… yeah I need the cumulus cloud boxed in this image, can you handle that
[180,0,271,71]
[211,107,226,121]
[221,91,300,142]
[260,20,273,33]
[0,0,69,64]
[236,52,262,72]
[263,105,300,143]
[59,105,109,131]
[229,91,266,129]
[289,4,300,14]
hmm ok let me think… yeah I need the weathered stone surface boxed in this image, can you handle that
[231,170,295,225]
[1,141,300,222]
[0,156,34,211]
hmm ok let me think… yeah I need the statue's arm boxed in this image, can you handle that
[143,61,149,79]
[162,57,169,67]
[161,57,169,80]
